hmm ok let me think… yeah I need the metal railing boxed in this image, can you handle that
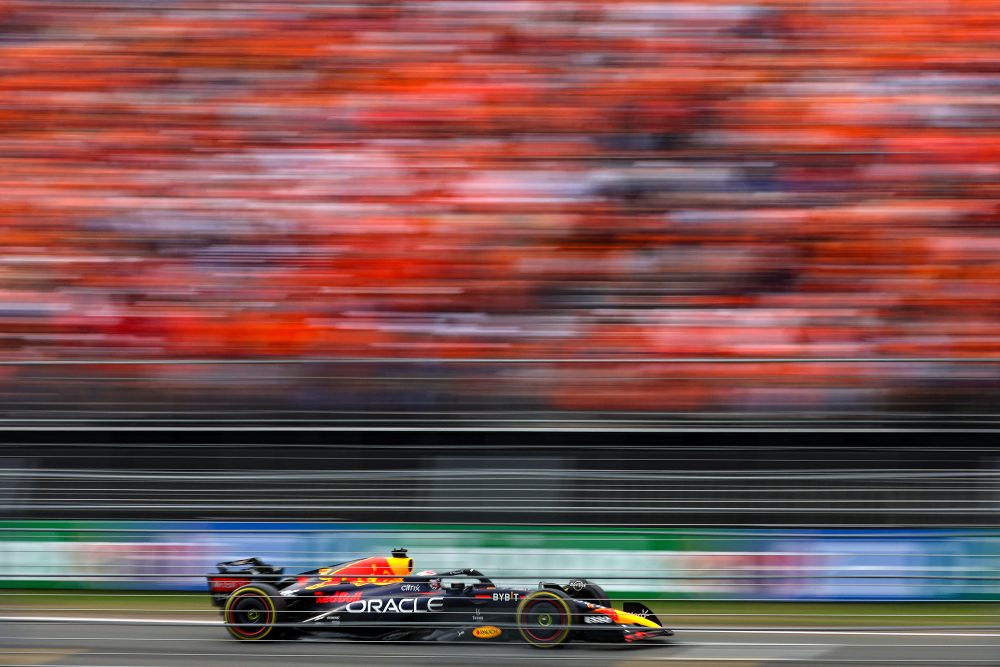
[0,357,999,428]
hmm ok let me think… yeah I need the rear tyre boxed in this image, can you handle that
[516,589,576,649]
[223,583,290,641]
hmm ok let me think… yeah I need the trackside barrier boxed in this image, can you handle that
[1,521,998,601]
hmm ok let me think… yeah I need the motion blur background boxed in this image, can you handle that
[2,1,1000,662]
[1,0,1000,424]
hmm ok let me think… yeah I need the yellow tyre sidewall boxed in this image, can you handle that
[516,590,574,648]
[223,586,279,641]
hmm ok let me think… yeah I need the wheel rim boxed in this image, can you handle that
[226,592,273,638]
[522,599,566,643]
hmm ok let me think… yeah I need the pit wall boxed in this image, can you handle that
[1,522,997,601]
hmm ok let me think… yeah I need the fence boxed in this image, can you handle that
[2,358,1000,427]
[3,432,999,526]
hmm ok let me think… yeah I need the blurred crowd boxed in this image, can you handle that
[2,0,1000,414]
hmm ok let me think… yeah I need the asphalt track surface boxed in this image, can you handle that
[2,618,1000,666]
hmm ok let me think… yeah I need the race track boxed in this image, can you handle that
[2,619,999,666]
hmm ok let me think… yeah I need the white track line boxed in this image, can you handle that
[2,616,999,638]
[0,616,222,625]
[681,629,1000,637]
[6,639,998,648]
[7,652,1000,664]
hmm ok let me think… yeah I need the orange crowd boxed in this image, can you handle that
[2,0,1000,415]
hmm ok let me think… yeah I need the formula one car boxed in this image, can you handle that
[207,548,671,648]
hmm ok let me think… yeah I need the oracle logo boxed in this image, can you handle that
[343,597,445,614]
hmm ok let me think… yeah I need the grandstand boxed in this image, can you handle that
[1,1,999,426]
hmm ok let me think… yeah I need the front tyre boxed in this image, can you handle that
[516,589,576,649]
[223,583,289,641]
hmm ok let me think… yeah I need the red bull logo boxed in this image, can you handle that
[306,556,413,589]
[315,590,362,605]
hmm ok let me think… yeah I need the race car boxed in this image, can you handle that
[206,548,672,648]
